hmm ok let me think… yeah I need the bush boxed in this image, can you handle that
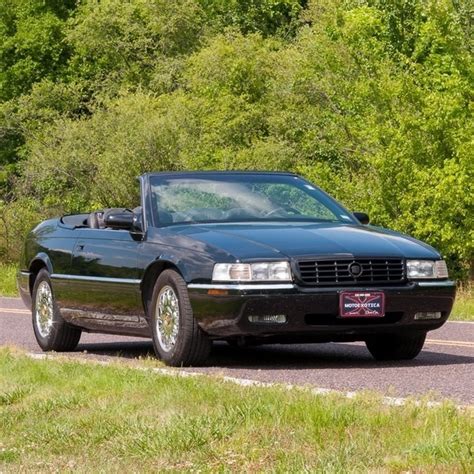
[0,0,472,279]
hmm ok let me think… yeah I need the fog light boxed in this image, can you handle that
[414,311,442,320]
[248,314,287,324]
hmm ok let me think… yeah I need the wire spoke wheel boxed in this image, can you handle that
[31,269,81,352]
[150,270,211,366]
[156,285,180,352]
[34,280,54,338]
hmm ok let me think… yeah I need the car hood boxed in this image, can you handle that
[171,222,440,261]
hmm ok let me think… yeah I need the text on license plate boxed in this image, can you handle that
[339,291,385,318]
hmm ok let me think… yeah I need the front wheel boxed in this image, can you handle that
[32,269,82,352]
[150,270,211,366]
[365,333,426,361]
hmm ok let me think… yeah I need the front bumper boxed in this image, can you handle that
[188,281,456,341]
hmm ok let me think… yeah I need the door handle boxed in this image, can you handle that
[76,243,85,252]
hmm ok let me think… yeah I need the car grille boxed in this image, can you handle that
[297,258,405,286]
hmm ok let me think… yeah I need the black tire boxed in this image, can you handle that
[365,333,426,361]
[149,269,211,366]
[32,269,82,352]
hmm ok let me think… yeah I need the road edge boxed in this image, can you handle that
[24,351,471,410]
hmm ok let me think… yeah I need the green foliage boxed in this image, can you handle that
[0,0,472,278]
[0,0,77,194]
[450,283,474,321]
[0,197,41,262]
[199,0,305,36]
[0,263,17,296]
[0,0,75,101]
[66,0,207,96]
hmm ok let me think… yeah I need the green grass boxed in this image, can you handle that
[0,264,17,296]
[451,283,474,321]
[0,349,472,472]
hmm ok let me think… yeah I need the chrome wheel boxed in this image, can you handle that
[35,280,54,338]
[156,285,180,352]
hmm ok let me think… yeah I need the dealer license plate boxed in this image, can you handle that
[339,291,385,318]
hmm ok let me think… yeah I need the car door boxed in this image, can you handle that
[63,227,144,331]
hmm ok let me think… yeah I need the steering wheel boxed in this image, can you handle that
[263,206,300,218]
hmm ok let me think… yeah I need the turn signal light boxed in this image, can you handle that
[207,289,228,296]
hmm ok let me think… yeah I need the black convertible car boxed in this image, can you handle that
[18,171,456,366]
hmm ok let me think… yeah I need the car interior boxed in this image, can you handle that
[60,208,140,229]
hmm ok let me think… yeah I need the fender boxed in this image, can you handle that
[141,255,187,284]
[140,255,187,317]
[16,252,54,308]
[157,252,189,280]
[29,252,54,275]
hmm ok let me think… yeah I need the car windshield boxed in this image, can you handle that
[148,174,355,226]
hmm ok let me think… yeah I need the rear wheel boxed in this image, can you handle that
[365,333,426,361]
[150,270,211,366]
[32,269,82,351]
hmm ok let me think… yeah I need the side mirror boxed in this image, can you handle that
[104,212,135,230]
[353,212,370,225]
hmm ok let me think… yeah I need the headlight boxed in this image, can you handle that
[212,262,292,282]
[406,260,448,279]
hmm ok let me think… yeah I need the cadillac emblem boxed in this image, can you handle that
[348,262,363,277]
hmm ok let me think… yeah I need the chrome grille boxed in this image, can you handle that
[297,258,405,286]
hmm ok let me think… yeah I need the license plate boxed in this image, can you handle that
[339,291,385,318]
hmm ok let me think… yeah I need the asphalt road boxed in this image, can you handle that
[1,297,473,404]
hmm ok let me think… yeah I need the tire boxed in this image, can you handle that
[365,333,426,361]
[32,269,82,352]
[149,269,211,367]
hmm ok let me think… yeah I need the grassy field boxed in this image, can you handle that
[0,264,17,296]
[451,283,474,321]
[0,264,472,320]
[0,349,473,472]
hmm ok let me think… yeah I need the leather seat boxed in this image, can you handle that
[87,212,100,229]
[87,212,99,229]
